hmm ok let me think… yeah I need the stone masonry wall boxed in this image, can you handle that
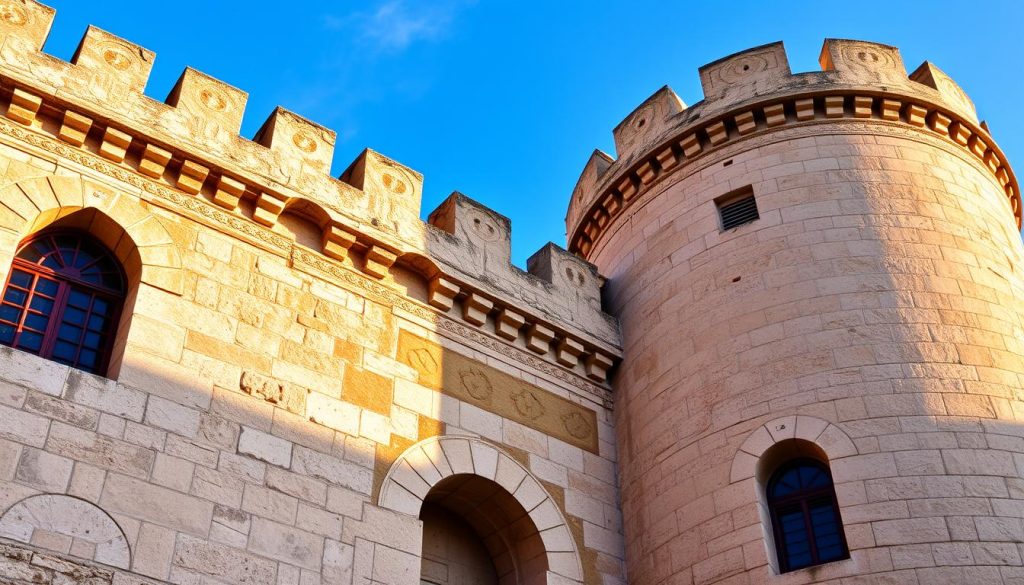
[590,120,1024,584]
[0,108,624,584]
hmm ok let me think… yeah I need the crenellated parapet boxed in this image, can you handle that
[0,0,620,387]
[567,39,1020,256]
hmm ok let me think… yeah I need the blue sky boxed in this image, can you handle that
[41,1,1024,265]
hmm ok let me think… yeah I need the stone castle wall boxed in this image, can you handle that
[567,40,1024,583]
[0,1,626,584]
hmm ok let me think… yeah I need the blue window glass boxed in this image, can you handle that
[0,231,126,376]
[768,459,849,572]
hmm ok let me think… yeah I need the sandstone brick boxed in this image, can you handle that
[247,517,324,571]
[46,422,155,478]
[291,446,373,495]
[100,474,213,536]
[132,523,175,580]
[242,483,298,524]
[14,449,72,492]
[173,533,276,585]
[342,366,393,416]
[238,426,292,467]
[63,371,146,422]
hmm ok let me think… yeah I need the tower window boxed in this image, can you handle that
[768,458,849,572]
[716,186,759,230]
[0,231,126,376]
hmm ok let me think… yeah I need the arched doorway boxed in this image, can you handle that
[379,436,585,585]
[419,474,546,584]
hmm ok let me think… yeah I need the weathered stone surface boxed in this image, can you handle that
[173,534,276,585]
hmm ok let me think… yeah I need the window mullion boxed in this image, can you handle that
[38,280,70,361]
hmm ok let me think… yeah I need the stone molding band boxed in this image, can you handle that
[568,90,1021,257]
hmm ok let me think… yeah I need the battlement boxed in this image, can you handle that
[567,39,1020,256]
[0,1,620,387]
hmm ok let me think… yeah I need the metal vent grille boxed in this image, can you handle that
[718,193,759,230]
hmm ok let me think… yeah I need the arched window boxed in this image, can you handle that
[768,458,848,572]
[0,231,126,376]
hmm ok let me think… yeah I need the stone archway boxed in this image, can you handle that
[0,175,184,295]
[379,436,584,584]
[0,494,131,569]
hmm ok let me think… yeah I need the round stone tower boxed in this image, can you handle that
[567,40,1024,584]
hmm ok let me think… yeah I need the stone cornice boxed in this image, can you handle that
[568,40,1020,258]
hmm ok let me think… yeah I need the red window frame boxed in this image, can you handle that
[768,458,850,573]
[0,231,126,376]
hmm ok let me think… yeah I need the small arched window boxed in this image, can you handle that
[0,231,126,376]
[768,458,848,572]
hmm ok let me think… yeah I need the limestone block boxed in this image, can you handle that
[824,95,845,118]
[63,370,146,422]
[56,109,93,146]
[699,42,791,103]
[176,159,209,195]
[0,0,55,52]
[527,242,604,317]
[734,110,756,135]
[138,143,172,178]
[927,110,952,135]
[253,107,335,176]
[238,425,292,467]
[585,352,614,382]
[427,276,458,311]
[165,67,248,140]
[496,307,525,340]
[612,86,685,158]
[151,453,194,492]
[680,133,701,157]
[905,104,927,127]
[306,391,360,436]
[5,87,40,124]
[566,149,614,238]
[144,396,200,438]
[819,39,907,85]
[910,61,977,122]
[461,292,493,326]
[247,517,324,571]
[795,97,815,120]
[132,522,175,580]
[15,448,72,492]
[213,174,246,210]
[173,533,277,585]
[23,390,98,429]
[242,484,298,524]
[0,345,70,397]
[253,191,286,226]
[71,26,153,95]
[291,445,373,495]
[427,192,512,275]
[470,441,499,480]
[98,126,131,162]
[364,245,397,279]
[853,96,873,118]
[101,473,213,536]
[322,224,356,261]
[763,103,786,127]
[265,467,326,507]
[339,148,423,229]
[880,98,901,120]
[705,121,728,145]
[46,422,155,478]
[526,323,554,354]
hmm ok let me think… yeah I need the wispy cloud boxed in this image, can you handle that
[323,0,474,54]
